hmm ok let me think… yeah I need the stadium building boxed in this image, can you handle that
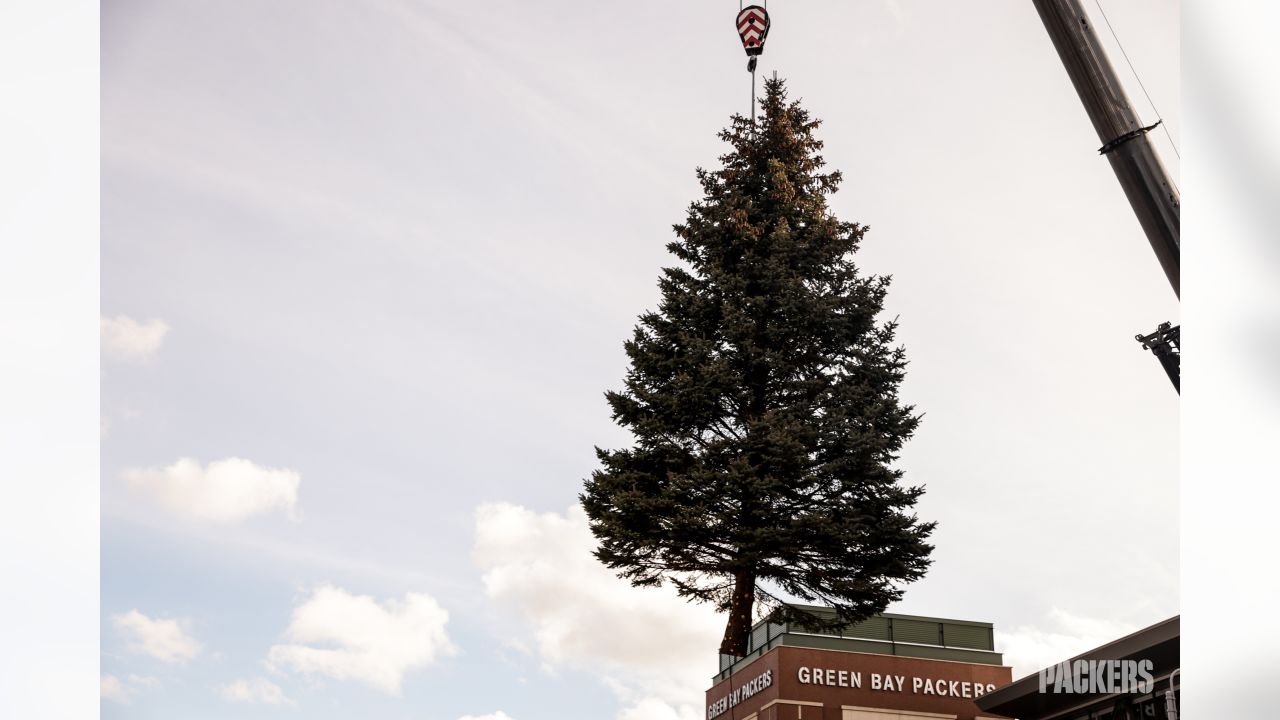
[706,606,1012,720]
[974,616,1180,720]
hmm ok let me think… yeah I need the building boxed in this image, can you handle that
[705,605,1013,720]
[974,616,1179,720]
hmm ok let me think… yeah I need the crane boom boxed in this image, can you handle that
[1031,0,1180,298]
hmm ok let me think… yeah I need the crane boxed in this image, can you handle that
[1030,0,1181,392]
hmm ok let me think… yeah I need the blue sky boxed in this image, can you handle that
[101,1,1179,718]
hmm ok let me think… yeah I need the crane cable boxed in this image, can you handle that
[1092,0,1181,162]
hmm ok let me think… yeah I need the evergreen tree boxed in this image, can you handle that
[581,79,935,658]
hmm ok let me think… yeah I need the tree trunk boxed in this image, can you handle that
[718,570,757,657]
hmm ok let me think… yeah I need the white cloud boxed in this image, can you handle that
[266,585,456,695]
[123,457,300,523]
[879,0,906,24]
[458,713,515,720]
[101,673,161,705]
[113,609,202,664]
[473,503,721,720]
[615,697,691,720]
[996,608,1139,679]
[128,674,161,689]
[100,675,132,704]
[101,314,169,363]
[220,677,295,706]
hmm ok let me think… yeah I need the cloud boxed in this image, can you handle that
[458,713,515,720]
[101,673,161,705]
[112,610,201,664]
[101,314,169,362]
[128,674,161,689]
[615,698,691,720]
[123,457,301,523]
[100,675,132,704]
[473,503,722,720]
[220,677,295,706]
[996,608,1139,678]
[266,585,456,695]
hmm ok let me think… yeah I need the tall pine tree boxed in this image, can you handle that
[581,79,934,658]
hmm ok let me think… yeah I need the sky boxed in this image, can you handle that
[101,1,1180,718]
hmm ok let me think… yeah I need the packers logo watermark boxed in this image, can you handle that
[1039,659,1154,694]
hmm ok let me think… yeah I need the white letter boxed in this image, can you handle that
[1137,660,1154,693]
[1054,662,1072,693]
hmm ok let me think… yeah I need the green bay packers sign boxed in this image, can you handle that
[797,665,999,700]
[705,647,1013,720]
[707,669,772,719]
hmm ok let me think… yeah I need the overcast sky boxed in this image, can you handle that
[101,1,1179,718]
